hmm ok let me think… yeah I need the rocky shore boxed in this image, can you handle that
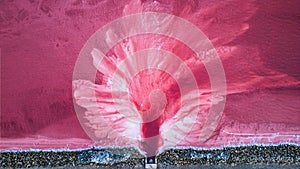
[0,144,299,168]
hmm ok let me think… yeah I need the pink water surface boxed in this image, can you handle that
[1,0,300,152]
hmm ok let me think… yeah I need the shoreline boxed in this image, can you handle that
[1,144,299,168]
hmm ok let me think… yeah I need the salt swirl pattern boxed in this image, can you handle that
[72,12,227,157]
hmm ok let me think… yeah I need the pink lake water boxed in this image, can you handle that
[1,0,300,155]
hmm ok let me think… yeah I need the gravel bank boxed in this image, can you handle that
[0,144,299,168]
